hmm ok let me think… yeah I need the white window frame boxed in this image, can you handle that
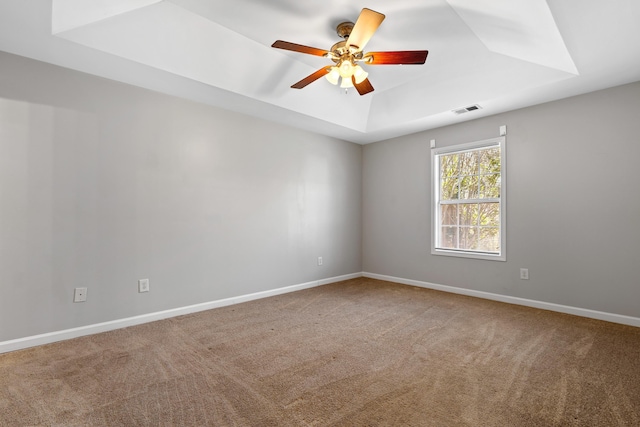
[431,136,506,261]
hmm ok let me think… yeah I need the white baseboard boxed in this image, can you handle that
[0,272,363,354]
[319,272,362,285]
[6,271,635,354]
[363,272,640,328]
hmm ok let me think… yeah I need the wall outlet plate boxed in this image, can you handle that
[520,268,529,280]
[138,278,150,293]
[73,287,87,302]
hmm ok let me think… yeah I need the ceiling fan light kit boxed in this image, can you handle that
[340,74,354,89]
[326,67,340,85]
[271,8,428,96]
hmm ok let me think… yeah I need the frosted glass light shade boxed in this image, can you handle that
[338,60,354,78]
[353,65,368,84]
[325,67,340,85]
[340,76,354,88]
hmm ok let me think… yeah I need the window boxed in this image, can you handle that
[431,136,505,261]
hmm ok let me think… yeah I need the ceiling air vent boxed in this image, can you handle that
[453,104,482,115]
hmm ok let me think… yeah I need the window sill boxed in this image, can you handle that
[431,248,506,262]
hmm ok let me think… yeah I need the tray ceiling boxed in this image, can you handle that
[1,0,640,143]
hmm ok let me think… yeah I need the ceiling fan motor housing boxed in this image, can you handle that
[336,21,354,39]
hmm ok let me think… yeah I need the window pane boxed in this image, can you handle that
[459,175,479,199]
[458,203,478,226]
[440,226,458,249]
[441,176,459,200]
[440,154,459,200]
[440,154,459,179]
[479,174,500,199]
[479,147,500,174]
[458,226,478,250]
[478,202,500,227]
[460,151,478,176]
[440,204,457,225]
[478,227,500,252]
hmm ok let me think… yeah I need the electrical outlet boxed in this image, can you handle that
[73,287,87,303]
[520,268,529,280]
[317,257,323,266]
[138,278,150,293]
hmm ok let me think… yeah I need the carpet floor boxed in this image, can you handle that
[1,278,639,426]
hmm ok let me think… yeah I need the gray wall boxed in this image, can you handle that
[363,81,640,318]
[0,52,362,342]
[2,48,639,344]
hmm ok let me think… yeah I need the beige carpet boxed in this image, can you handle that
[1,278,639,426]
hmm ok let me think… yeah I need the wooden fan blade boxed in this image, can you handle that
[346,8,385,51]
[365,50,429,65]
[271,40,329,57]
[352,76,374,96]
[291,67,331,89]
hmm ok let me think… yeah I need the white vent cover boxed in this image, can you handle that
[452,104,482,115]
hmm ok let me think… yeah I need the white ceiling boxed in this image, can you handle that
[1,0,639,144]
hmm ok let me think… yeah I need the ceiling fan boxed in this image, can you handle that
[271,8,428,96]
